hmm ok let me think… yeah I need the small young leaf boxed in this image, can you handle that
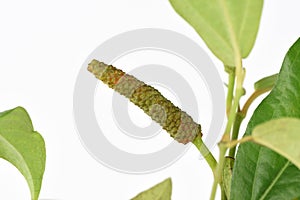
[231,38,300,199]
[0,107,46,200]
[131,178,172,200]
[254,74,278,91]
[169,0,263,65]
[252,118,300,170]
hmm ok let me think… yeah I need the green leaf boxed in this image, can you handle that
[231,38,300,199]
[0,107,46,200]
[169,0,263,65]
[131,178,172,200]
[251,118,300,169]
[254,74,278,91]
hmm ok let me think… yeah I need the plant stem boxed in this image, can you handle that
[210,179,219,200]
[211,136,252,200]
[210,60,245,200]
[241,87,272,116]
[226,136,253,149]
[210,146,227,200]
[222,88,244,142]
[227,87,272,159]
[228,85,272,157]
[210,92,243,199]
[225,66,236,118]
[221,186,228,200]
[228,112,244,157]
[193,135,217,177]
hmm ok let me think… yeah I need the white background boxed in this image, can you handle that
[1,1,300,199]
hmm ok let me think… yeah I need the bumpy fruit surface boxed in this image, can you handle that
[88,59,202,144]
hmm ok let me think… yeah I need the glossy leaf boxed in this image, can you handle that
[231,38,300,199]
[252,118,300,169]
[169,0,263,65]
[131,178,172,200]
[0,107,46,200]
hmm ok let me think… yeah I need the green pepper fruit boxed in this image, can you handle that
[88,59,202,144]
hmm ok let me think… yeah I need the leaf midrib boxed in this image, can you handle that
[258,161,290,200]
[0,132,34,194]
[219,0,241,62]
[186,1,233,51]
[250,144,290,200]
[156,183,169,200]
[238,0,250,51]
